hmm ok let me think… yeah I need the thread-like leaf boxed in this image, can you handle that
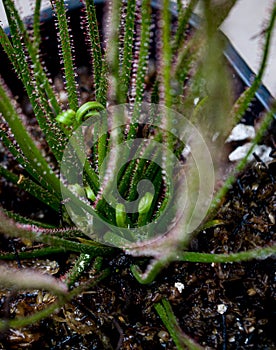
[14,175,55,212]
[106,0,122,103]
[0,268,109,331]
[173,32,203,93]
[84,0,102,97]
[33,0,42,51]
[177,245,276,263]
[120,0,136,102]
[0,264,68,295]
[173,0,198,53]
[3,0,62,122]
[131,0,151,123]
[98,58,108,106]
[65,252,92,287]
[0,247,64,260]
[51,0,79,110]
[0,210,114,257]
[0,126,54,195]
[155,299,204,350]
[161,0,173,108]
[201,0,238,30]
[1,0,65,161]
[0,80,61,195]
[0,25,20,73]
[0,166,60,211]
[3,209,57,228]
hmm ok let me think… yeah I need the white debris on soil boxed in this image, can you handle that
[228,143,273,162]
[174,282,185,293]
[217,303,227,315]
[226,123,255,142]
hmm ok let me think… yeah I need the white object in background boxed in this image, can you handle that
[221,0,276,98]
[226,124,256,143]
[0,0,276,98]
[228,143,273,163]
[0,0,50,27]
[217,304,228,315]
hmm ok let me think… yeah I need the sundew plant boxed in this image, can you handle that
[0,0,276,343]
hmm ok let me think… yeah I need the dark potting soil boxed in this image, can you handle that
[0,163,275,349]
[0,3,275,349]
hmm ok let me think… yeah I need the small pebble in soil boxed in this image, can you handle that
[217,303,228,314]
[226,123,255,142]
[174,281,185,293]
[228,143,273,162]
[157,330,170,342]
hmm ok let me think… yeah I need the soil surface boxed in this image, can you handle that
[0,155,275,349]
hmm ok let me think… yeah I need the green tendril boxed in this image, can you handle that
[56,101,105,129]
[116,203,127,228]
[56,109,76,126]
[138,192,154,226]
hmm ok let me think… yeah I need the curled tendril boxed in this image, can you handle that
[56,101,105,129]
[75,101,105,124]
[56,109,76,126]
